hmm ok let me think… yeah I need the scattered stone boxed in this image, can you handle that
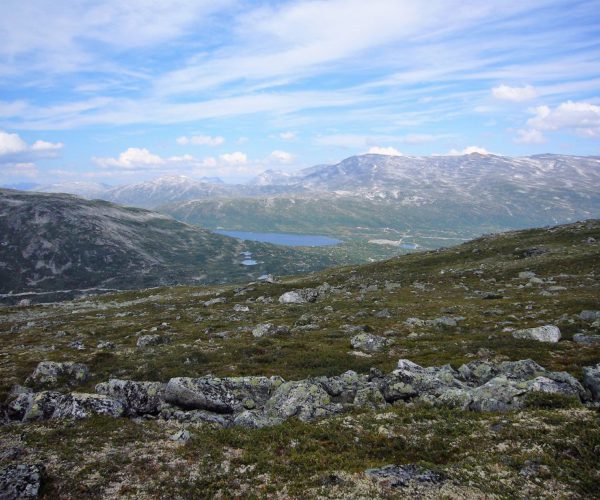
[169,429,191,442]
[252,323,290,338]
[68,340,85,350]
[0,464,44,499]
[233,304,250,312]
[365,464,445,488]
[96,340,116,349]
[580,310,600,322]
[512,325,561,343]
[573,333,600,346]
[26,361,89,388]
[518,271,536,279]
[136,335,170,348]
[350,333,390,352]
[583,363,600,401]
[257,274,276,283]
[278,291,305,304]
[374,308,392,319]
[204,297,226,307]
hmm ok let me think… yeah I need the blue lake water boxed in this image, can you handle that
[216,230,342,247]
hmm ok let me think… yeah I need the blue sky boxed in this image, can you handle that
[0,0,599,185]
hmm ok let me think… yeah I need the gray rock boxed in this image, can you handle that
[365,464,445,488]
[352,386,387,409]
[19,392,124,421]
[169,429,191,442]
[26,361,89,388]
[580,310,600,322]
[204,297,226,307]
[95,379,166,415]
[233,304,250,312]
[512,325,561,343]
[573,333,600,346]
[264,380,343,422]
[232,410,277,429]
[350,333,390,352]
[518,271,536,279]
[583,363,600,401]
[0,463,44,499]
[278,291,306,304]
[96,341,116,349]
[316,370,369,404]
[468,376,527,412]
[136,334,170,348]
[158,406,232,426]
[252,323,290,338]
[165,376,283,414]
[374,309,392,319]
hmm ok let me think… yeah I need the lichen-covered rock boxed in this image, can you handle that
[365,464,445,488]
[20,392,124,421]
[26,361,89,388]
[95,379,166,415]
[573,333,600,346]
[580,310,600,322]
[512,325,561,343]
[264,380,343,422]
[232,410,277,429]
[316,370,370,404]
[278,287,320,304]
[380,360,465,403]
[0,463,44,499]
[583,363,600,401]
[468,376,527,412]
[158,405,232,426]
[350,333,390,352]
[251,323,290,338]
[352,386,387,409]
[136,335,170,348]
[165,376,283,414]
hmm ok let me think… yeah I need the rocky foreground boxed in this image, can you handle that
[1,220,599,497]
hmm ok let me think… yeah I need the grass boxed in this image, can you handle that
[0,219,599,496]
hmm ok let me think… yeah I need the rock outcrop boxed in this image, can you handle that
[5,359,594,429]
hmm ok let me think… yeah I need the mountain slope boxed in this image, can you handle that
[0,219,598,497]
[0,189,337,298]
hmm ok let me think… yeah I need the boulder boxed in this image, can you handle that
[365,464,445,488]
[583,363,600,401]
[573,333,600,346]
[165,376,283,414]
[468,376,527,412]
[278,291,306,304]
[95,379,166,415]
[158,406,232,427]
[26,361,89,388]
[264,380,343,422]
[580,310,600,322]
[136,335,170,348]
[19,392,124,422]
[204,297,226,307]
[0,464,44,499]
[350,333,390,352]
[512,325,561,343]
[252,323,290,338]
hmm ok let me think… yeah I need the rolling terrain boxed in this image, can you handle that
[0,219,598,497]
[0,189,338,301]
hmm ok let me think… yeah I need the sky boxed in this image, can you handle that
[0,0,599,185]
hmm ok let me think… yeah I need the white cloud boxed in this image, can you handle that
[279,131,296,140]
[447,146,490,155]
[176,134,225,146]
[527,100,600,137]
[219,152,247,165]
[0,130,62,158]
[93,147,165,169]
[367,146,402,156]
[515,128,546,144]
[269,150,293,163]
[491,84,538,102]
[0,162,38,178]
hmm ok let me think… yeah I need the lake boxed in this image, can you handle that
[216,230,342,247]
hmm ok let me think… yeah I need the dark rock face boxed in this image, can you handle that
[0,464,44,499]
